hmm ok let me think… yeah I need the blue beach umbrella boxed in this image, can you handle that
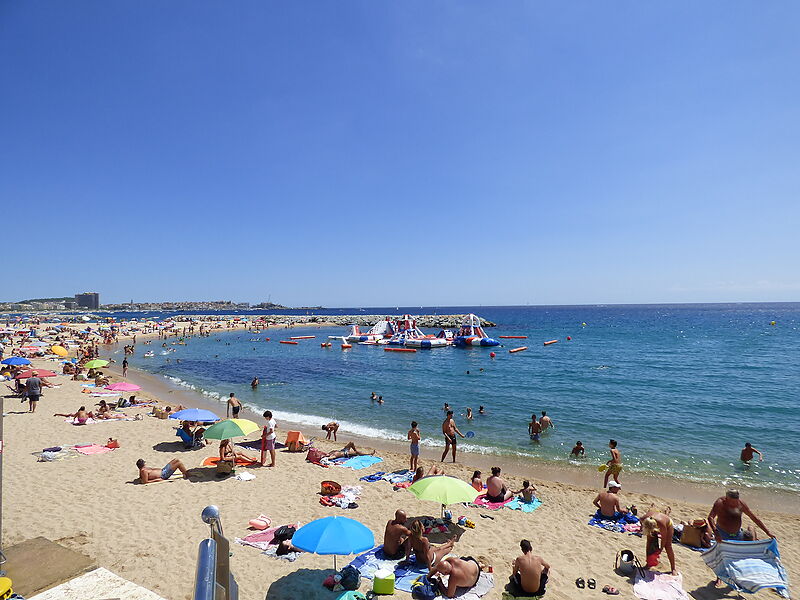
[292,516,375,569]
[168,408,220,423]
[1,357,31,366]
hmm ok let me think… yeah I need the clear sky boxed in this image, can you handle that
[2,2,798,306]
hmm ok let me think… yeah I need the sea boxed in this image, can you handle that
[113,303,800,494]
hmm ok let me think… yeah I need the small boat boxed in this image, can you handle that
[453,314,500,348]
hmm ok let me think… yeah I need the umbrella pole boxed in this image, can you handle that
[334,555,337,571]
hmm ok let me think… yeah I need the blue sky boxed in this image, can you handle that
[2,2,798,306]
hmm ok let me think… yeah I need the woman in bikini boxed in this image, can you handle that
[641,505,676,574]
[408,520,455,568]
[219,439,259,464]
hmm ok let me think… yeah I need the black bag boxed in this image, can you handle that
[273,525,296,542]
[339,565,360,591]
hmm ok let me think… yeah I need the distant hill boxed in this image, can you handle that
[17,296,74,304]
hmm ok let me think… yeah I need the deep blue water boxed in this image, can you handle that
[122,304,800,492]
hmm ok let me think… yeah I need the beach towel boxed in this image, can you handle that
[236,527,280,551]
[74,444,113,455]
[473,494,513,510]
[439,572,494,600]
[201,456,259,467]
[383,469,414,484]
[320,485,362,509]
[263,544,301,561]
[506,497,542,514]
[359,471,386,482]
[348,546,459,592]
[633,571,690,600]
[702,539,789,598]
[588,510,639,533]
[339,455,383,470]
[235,472,256,481]
[501,592,542,600]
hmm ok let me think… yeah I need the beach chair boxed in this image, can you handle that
[702,538,790,598]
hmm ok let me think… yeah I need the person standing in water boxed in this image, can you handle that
[528,414,541,441]
[226,392,241,418]
[740,442,763,463]
[603,439,623,487]
[441,410,465,463]
[251,377,259,389]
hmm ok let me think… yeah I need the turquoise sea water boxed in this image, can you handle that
[121,304,800,493]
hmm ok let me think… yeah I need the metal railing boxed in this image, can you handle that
[193,506,239,600]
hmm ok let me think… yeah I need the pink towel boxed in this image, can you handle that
[473,494,513,510]
[75,444,112,455]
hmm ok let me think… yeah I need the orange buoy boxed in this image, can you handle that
[543,340,558,346]
[290,335,315,340]
[385,347,417,353]
[280,340,299,345]
[509,346,528,353]
[341,343,352,349]
[499,335,528,339]
[264,338,270,341]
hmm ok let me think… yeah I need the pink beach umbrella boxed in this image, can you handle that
[105,382,142,392]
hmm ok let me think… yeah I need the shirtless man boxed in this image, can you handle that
[226,392,241,418]
[510,539,550,597]
[322,421,339,441]
[528,415,541,441]
[486,466,513,503]
[383,510,412,560]
[441,411,465,463]
[251,377,259,389]
[740,443,763,463]
[603,439,623,487]
[428,556,481,598]
[136,458,191,483]
[570,441,585,457]
[539,411,554,430]
[324,442,375,460]
[593,481,626,518]
[708,489,775,542]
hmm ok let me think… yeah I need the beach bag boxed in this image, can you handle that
[680,519,706,547]
[105,438,119,449]
[339,566,361,591]
[615,549,645,578]
[274,525,296,542]
[411,575,439,599]
[321,481,342,496]
[216,461,234,475]
[306,447,326,463]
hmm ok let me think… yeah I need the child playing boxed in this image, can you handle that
[570,440,585,458]
[514,480,537,503]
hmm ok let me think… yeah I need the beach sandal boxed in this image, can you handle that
[479,514,495,520]
[602,586,620,595]
[575,578,585,589]
[587,578,596,589]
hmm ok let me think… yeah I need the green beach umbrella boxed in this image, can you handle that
[202,418,259,441]
[409,475,480,511]
[84,359,109,369]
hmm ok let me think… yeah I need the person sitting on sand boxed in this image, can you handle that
[740,442,763,463]
[570,441,585,458]
[136,458,191,483]
[323,442,375,460]
[322,421,339,441]
[513,480,537,503]
[94,400,128,420]
[471,470,483,492]
[428,556,481,598]
[510,539,549,597]
[62,362,75,375]
[408,519,455,568]
[94,373,110,387]
[219,439,259,464]
[486,466,513,503]
[383,510,412,559]
[54,406,94,425]
[640,505,676,574]
[593,481,627,518]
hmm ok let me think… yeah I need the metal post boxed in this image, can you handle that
[193,539,217,600]
[0,394,6,575]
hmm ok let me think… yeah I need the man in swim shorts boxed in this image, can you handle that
[603,439,623,487]
[324,442,375,460]
[322,421,339,441]
[708,489,775,543]
[136,458,191,483]
[408,421,420,471]
[227,392,241,418]
[528,415,541,442]
[441,411,465,463]
[510,539,550,597]
[429,556,481,598]
[383,509,412,560]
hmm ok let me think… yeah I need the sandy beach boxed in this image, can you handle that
[3,342,798,599]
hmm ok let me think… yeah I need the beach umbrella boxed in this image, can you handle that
[409,475,479,513]
[50,345,68,357]
[15,369,57,379]
[29,341,49,347]
[1,357,30,366]
[105,382,141,392]
[202,418,259,440]
[168,408,220,422]
[292,516,375,569]
[83,359,109,369]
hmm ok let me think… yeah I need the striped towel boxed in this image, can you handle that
[702,538,790,598]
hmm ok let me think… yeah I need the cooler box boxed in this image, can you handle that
[372,569,395,595]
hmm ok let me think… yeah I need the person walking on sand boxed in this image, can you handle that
[603,439,623,487]
[226,392,241,418]
[740,442,763,463]
[441,410,465,463]
[262,410,277,467]
[408,421,421,471]
[25,371,52,413]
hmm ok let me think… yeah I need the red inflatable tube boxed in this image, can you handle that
[499,335,528,339]
[543,340,559,346]
[280,341,299,345]
[509,346,528,353]
[385,347,417,353]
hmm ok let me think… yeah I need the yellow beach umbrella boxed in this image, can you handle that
[51,345,68,357]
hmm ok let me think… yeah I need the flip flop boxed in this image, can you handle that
[479,514,495,520]
[576,578,585,589]
[587,578,596,589]
[602,586,620,595]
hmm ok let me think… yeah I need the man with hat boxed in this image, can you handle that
[593,480,627,519]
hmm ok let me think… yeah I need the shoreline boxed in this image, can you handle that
[114,361,800,515]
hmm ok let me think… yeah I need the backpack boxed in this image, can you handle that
[274,525,296,542]
[339,565,361,591]
[411,575,439,600]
